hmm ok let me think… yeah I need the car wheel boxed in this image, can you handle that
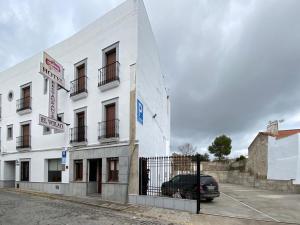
[206,198,214,202]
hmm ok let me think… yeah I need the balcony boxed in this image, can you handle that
[98,119,119,142]
[16,135,31,150]
[70,76,88,101]
[98,62,120,91]
[16,97,32,115]
[70,126,87,144]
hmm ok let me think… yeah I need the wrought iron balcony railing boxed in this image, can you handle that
[70,76,87,97]
[16,135,31,149]
[16,96,32,112]
[98,62,120,87]
[70,126,87,143]
[98,119,119,140]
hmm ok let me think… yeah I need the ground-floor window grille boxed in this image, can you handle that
[107,158,119,182]
[48,159,62,182]
[20,161,29,181]
[74,160,83,181]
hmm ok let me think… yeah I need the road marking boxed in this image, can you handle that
[221,192,280,222]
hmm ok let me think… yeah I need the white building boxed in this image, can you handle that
[0,0,170,203]
[268,130,300,184]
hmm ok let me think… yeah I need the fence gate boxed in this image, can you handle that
[138,155,201,213]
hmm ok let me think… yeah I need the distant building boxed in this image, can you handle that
[248,121,300,184]
[0,0,170,203]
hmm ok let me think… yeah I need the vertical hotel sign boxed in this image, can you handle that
[38,52,65,131]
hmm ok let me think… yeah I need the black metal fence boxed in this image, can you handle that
[70,126,87,143]
[70,76,87,97]
[98,61,120,86]
[98,119,120,140]
[16,135,31,149]
[16,96,32,112]
[139,155,201,213]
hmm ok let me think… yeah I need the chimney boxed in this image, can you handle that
[267,120,279,136]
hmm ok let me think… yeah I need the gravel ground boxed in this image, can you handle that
[0,190,175,225]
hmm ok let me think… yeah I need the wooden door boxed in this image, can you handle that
[77,65,85,92]
[105,104,115,138]
[22,86,30,109]
[21,161,29,181]
[77,112,85,142]
[22,124,30,147]
[106,50,116,81]
[97,159,102,193]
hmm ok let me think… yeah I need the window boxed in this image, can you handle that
[76,110,85,142]
[20,84,31,110]
[100,98,119,140]
[70,59,87,97]
[7,125,13,140]
[54,113,64,133]
[76,63,86,92]
[48,159,62,182]
[74,160,83,181]
[21,161,30,181]
[102,43,119,67]
[20,123,30,148]
[104,47,117,82]
[107,158,119,182]
[105,103,116,138]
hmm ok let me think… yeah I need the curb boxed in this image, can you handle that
[6,188,131,212]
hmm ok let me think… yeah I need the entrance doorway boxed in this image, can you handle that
[88,159,102,194]
[4,160,16,188]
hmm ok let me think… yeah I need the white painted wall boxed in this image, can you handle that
[0,0,170,183]
[267,134,300,183]
[0,0,138,182]
[135,0,171,157]
[1,150,69,183]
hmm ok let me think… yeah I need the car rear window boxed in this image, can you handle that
[200,176,215,183]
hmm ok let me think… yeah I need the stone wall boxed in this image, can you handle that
[202,160,300,194]
[247,133,268,179]
[201,161,231,171]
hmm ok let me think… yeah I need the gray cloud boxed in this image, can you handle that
[1,0,300,156]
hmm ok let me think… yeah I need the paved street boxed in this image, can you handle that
[0,190,173,225]
[1,186,300,225]
[201,183,300,224]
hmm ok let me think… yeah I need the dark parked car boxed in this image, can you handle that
[161,174,220,201]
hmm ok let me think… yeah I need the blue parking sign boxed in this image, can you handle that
[137,99,143,125]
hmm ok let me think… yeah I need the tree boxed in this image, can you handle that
[208,135,232,160]
[235,155,246,162]
[191,153,210,162]
[177,143,197,155]
[199,153,210,162]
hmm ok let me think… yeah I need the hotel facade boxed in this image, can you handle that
[0,0,170,203]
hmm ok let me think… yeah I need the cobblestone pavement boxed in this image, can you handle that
[0,190,175,225]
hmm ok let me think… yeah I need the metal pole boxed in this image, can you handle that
[139,157,142,195]
[196,154,200,214]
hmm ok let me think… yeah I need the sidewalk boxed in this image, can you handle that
[4,188,299,225]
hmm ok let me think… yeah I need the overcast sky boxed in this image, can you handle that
[1,0,300,157]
